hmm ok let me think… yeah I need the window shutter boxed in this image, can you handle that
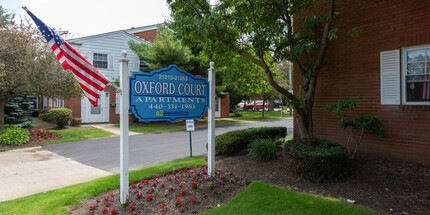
[108,55,113,70]
[380,50,400,105]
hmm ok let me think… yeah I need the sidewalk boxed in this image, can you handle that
[0,147,112,202]
[90,123,141,136]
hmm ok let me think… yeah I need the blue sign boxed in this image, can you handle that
[130,65,209,122]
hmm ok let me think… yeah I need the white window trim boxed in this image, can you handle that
[401,45,430,105]
[93,53,109,69]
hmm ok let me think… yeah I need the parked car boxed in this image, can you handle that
[253,100,268,111]
[236,101,245,109]
[245,102,254,110]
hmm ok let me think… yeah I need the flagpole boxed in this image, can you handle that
[119,51,130,205]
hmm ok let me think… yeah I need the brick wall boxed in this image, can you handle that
[64,97,81,118]
[105,85,120,123]
[133,29,157,42]
[294,0,430,163]
[220,94,230,118]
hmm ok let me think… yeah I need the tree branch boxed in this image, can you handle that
[313,0,335,75]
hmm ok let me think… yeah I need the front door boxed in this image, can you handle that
[82,92,109,123]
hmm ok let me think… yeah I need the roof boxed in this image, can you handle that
[124,24,160,34]
[67,30,146,44]
[66,23,163,44]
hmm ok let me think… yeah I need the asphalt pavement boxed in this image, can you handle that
[0,118,292,201]
[43,119,293,173]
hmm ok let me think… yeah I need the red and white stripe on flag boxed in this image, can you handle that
[25,8,109,107]
[50,40,109,106]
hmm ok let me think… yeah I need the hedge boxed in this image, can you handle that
[284,138,351,182]
[48,108,72,128]
[214,127,287,156]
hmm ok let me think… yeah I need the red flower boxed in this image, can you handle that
[192,181,197,188]
[147,194,153,201]
[180,189,186,196]
[110,193,115,197]
[89,205,96,210]
[161,203,166,211]
[136,190,142,199]
[191,196,195,203]
[130,182,136,189]
[104,196,109,202]
[176,197,182,206]
[101,208,107,214]
[106,201,111,207]
[96,198,101,203]
[111,207,118,215]
[128,204,135,212]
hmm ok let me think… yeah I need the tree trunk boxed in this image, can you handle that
[295,110,313,138]
[268,98,274,111]
[0,100,5,131]
[262,97,266,118]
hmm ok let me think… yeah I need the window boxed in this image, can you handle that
[381,46,430,105]
[403,47,430,104]
[93,53,108,69]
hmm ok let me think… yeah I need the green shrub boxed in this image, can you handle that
[48,108,72,128]
[284,138,350,182]
[39,113,50,122]
[214,127,286,156]
[249,139,279,161]
[70,117,82,126]
[0,126,30,145]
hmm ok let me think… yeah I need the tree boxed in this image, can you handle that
[129,26,206,76]
[168,0,336,138]
[4,94,34,128]
[0,15,81,131]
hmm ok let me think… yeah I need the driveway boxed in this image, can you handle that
[0,118,292,201]
[43,119,293,173]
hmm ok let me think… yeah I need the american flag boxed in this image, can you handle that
[24,8,109,107]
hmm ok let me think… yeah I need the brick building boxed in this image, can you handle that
[294,0,430,163]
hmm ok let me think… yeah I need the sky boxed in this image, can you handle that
[1,0,170,38]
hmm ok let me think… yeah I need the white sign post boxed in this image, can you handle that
[119,51,129,204]
[186,120,195,157]
[207,62,215,176]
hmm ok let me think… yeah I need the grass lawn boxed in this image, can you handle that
[50,128,115,144]
[0,157,206,215]
[203,182,381,215]
[128,120,247,134]
[231,111,292,121]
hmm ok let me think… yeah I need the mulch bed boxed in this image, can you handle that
[0,118,91,151]
[72,153,430,215]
